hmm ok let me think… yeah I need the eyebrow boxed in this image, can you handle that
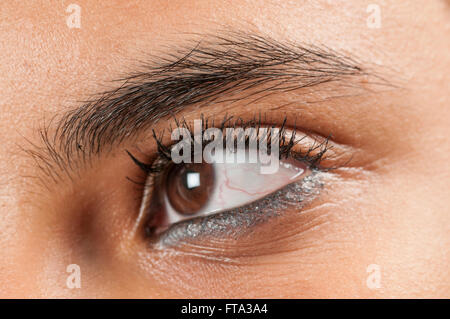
[28,32,374,182]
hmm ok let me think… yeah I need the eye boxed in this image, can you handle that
[156,149,308,231]
[128,117,330,244]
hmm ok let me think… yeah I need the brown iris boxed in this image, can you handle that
[165,163,215,215]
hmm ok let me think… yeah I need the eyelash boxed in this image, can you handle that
[126,115,331,245]
[128,115,330,178]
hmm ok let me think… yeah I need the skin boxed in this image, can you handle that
[0,0,449,298]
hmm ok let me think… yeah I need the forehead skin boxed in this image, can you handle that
[0,0,449,297]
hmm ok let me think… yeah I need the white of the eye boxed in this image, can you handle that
[186,172,201,189]
[164,148,307,224]
[205,159,304,213]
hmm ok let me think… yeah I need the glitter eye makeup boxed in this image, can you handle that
[152,171,324,248]
[127,116,331,247]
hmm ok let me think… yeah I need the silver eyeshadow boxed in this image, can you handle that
[149,170,325,248]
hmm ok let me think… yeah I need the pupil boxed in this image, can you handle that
[166,163,214,215]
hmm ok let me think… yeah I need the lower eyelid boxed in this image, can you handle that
[147,169,325,249]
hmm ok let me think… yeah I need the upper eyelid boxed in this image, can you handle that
[130,117,334,170]
[26,32,373,185]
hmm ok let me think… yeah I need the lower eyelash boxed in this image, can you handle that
[149,170,324,248]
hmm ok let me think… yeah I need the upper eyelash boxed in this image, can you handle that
[127,114,332,180]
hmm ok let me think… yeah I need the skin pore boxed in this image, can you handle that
[0,0,449,298]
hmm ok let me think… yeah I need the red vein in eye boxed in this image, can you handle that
[222,166,268,196]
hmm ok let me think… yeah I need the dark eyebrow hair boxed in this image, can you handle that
[27,32,377,183]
